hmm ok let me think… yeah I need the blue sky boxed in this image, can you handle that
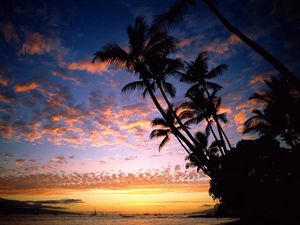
[0,0,299,212]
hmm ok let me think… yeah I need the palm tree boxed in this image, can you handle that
[243,77,300,148]
[146,56,201,147]
[180,52,232,152]
[93,17,209,171]
[150,105,210,173]
[185,131,222,177]
[182,87,228,155]
[152,0,300,92]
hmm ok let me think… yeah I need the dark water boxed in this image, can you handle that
[0,214,237,225]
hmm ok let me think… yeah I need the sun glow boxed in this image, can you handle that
[2,184,214,214]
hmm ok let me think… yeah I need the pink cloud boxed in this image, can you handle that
[177,34,203,48]
[124,155,138,161]
[1,23,19,43]
[15,159,25,166]
[0,167,208,193]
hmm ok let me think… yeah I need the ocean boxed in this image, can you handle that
[0,214,237,225]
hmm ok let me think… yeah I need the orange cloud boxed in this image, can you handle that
[68,60,108,75]
[0,123,14,139]
[249,72,272,87]
[219,105,233,115]
[0,75,9,86]
[0,94,15,103]
[20,32,52,55]
[15,81,39,92]
[206,34,240,55]
[234,110,248,125]
[1,23,19,43]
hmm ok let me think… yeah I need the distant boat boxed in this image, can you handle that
[90,210,97,216]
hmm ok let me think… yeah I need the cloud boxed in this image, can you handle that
[68,60,108,75]
[52,71,82,85]
[26,199,84,205]
[0,75,9,86]
[15,81,39,92]
[0,167,208,194]
[234,110,248,125]
[15,159,25,166]
[1,23,19,43]
[0,123,14,139]
[51,156,66,164]
[249,71,273,87]
[206,34,240,55]
[177,34,203,48]
[20,32,53,55]
[124,155,138,161]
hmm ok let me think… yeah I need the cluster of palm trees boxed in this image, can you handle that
[93,0,299,178]
[93,16,231,177]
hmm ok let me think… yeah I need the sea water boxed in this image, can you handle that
[0,214,237,225]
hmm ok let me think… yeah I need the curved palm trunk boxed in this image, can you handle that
[157,83,202,148]
[220,125,232,149]
[203,85,230,154]
[204,117,225,155]
[144,79,210,175]
[203,0,300,92]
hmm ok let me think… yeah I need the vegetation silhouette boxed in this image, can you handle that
[152,0,300,92]
[93,12,300,225]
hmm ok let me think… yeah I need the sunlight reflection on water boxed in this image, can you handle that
[0,215,237,225]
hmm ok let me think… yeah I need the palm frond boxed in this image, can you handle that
[93,43,129,68]
[151,117,169,127]
[184,116,205,126]
[127,17,148,57]
[151,0,196,30]
[206,64,228,79]
[217,112,228,123]
[121,81,145,93]
[209,140,224,149]
[149,129,169,139]
[163,81,176,97]
[205,81,223,92]
[159,135,170,151]
[194,131,208,148]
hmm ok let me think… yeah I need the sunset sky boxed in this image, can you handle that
[0,0,299,213]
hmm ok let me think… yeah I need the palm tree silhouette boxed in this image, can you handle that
[181,86,228,155]
[152,0,300,92]
[93,17,210,173]
[243,77,300,148]
[150,105,209,173]
[180,52,232,152]
[185,131,222,176]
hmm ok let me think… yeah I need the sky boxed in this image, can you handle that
[0,0,299,213]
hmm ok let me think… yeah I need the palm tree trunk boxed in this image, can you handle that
[143,79,210,174]
[220,125,232,150]
[204,117,225,155]
[203,0,300,92]
[158,83,202,148]
[203,85,228,154]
